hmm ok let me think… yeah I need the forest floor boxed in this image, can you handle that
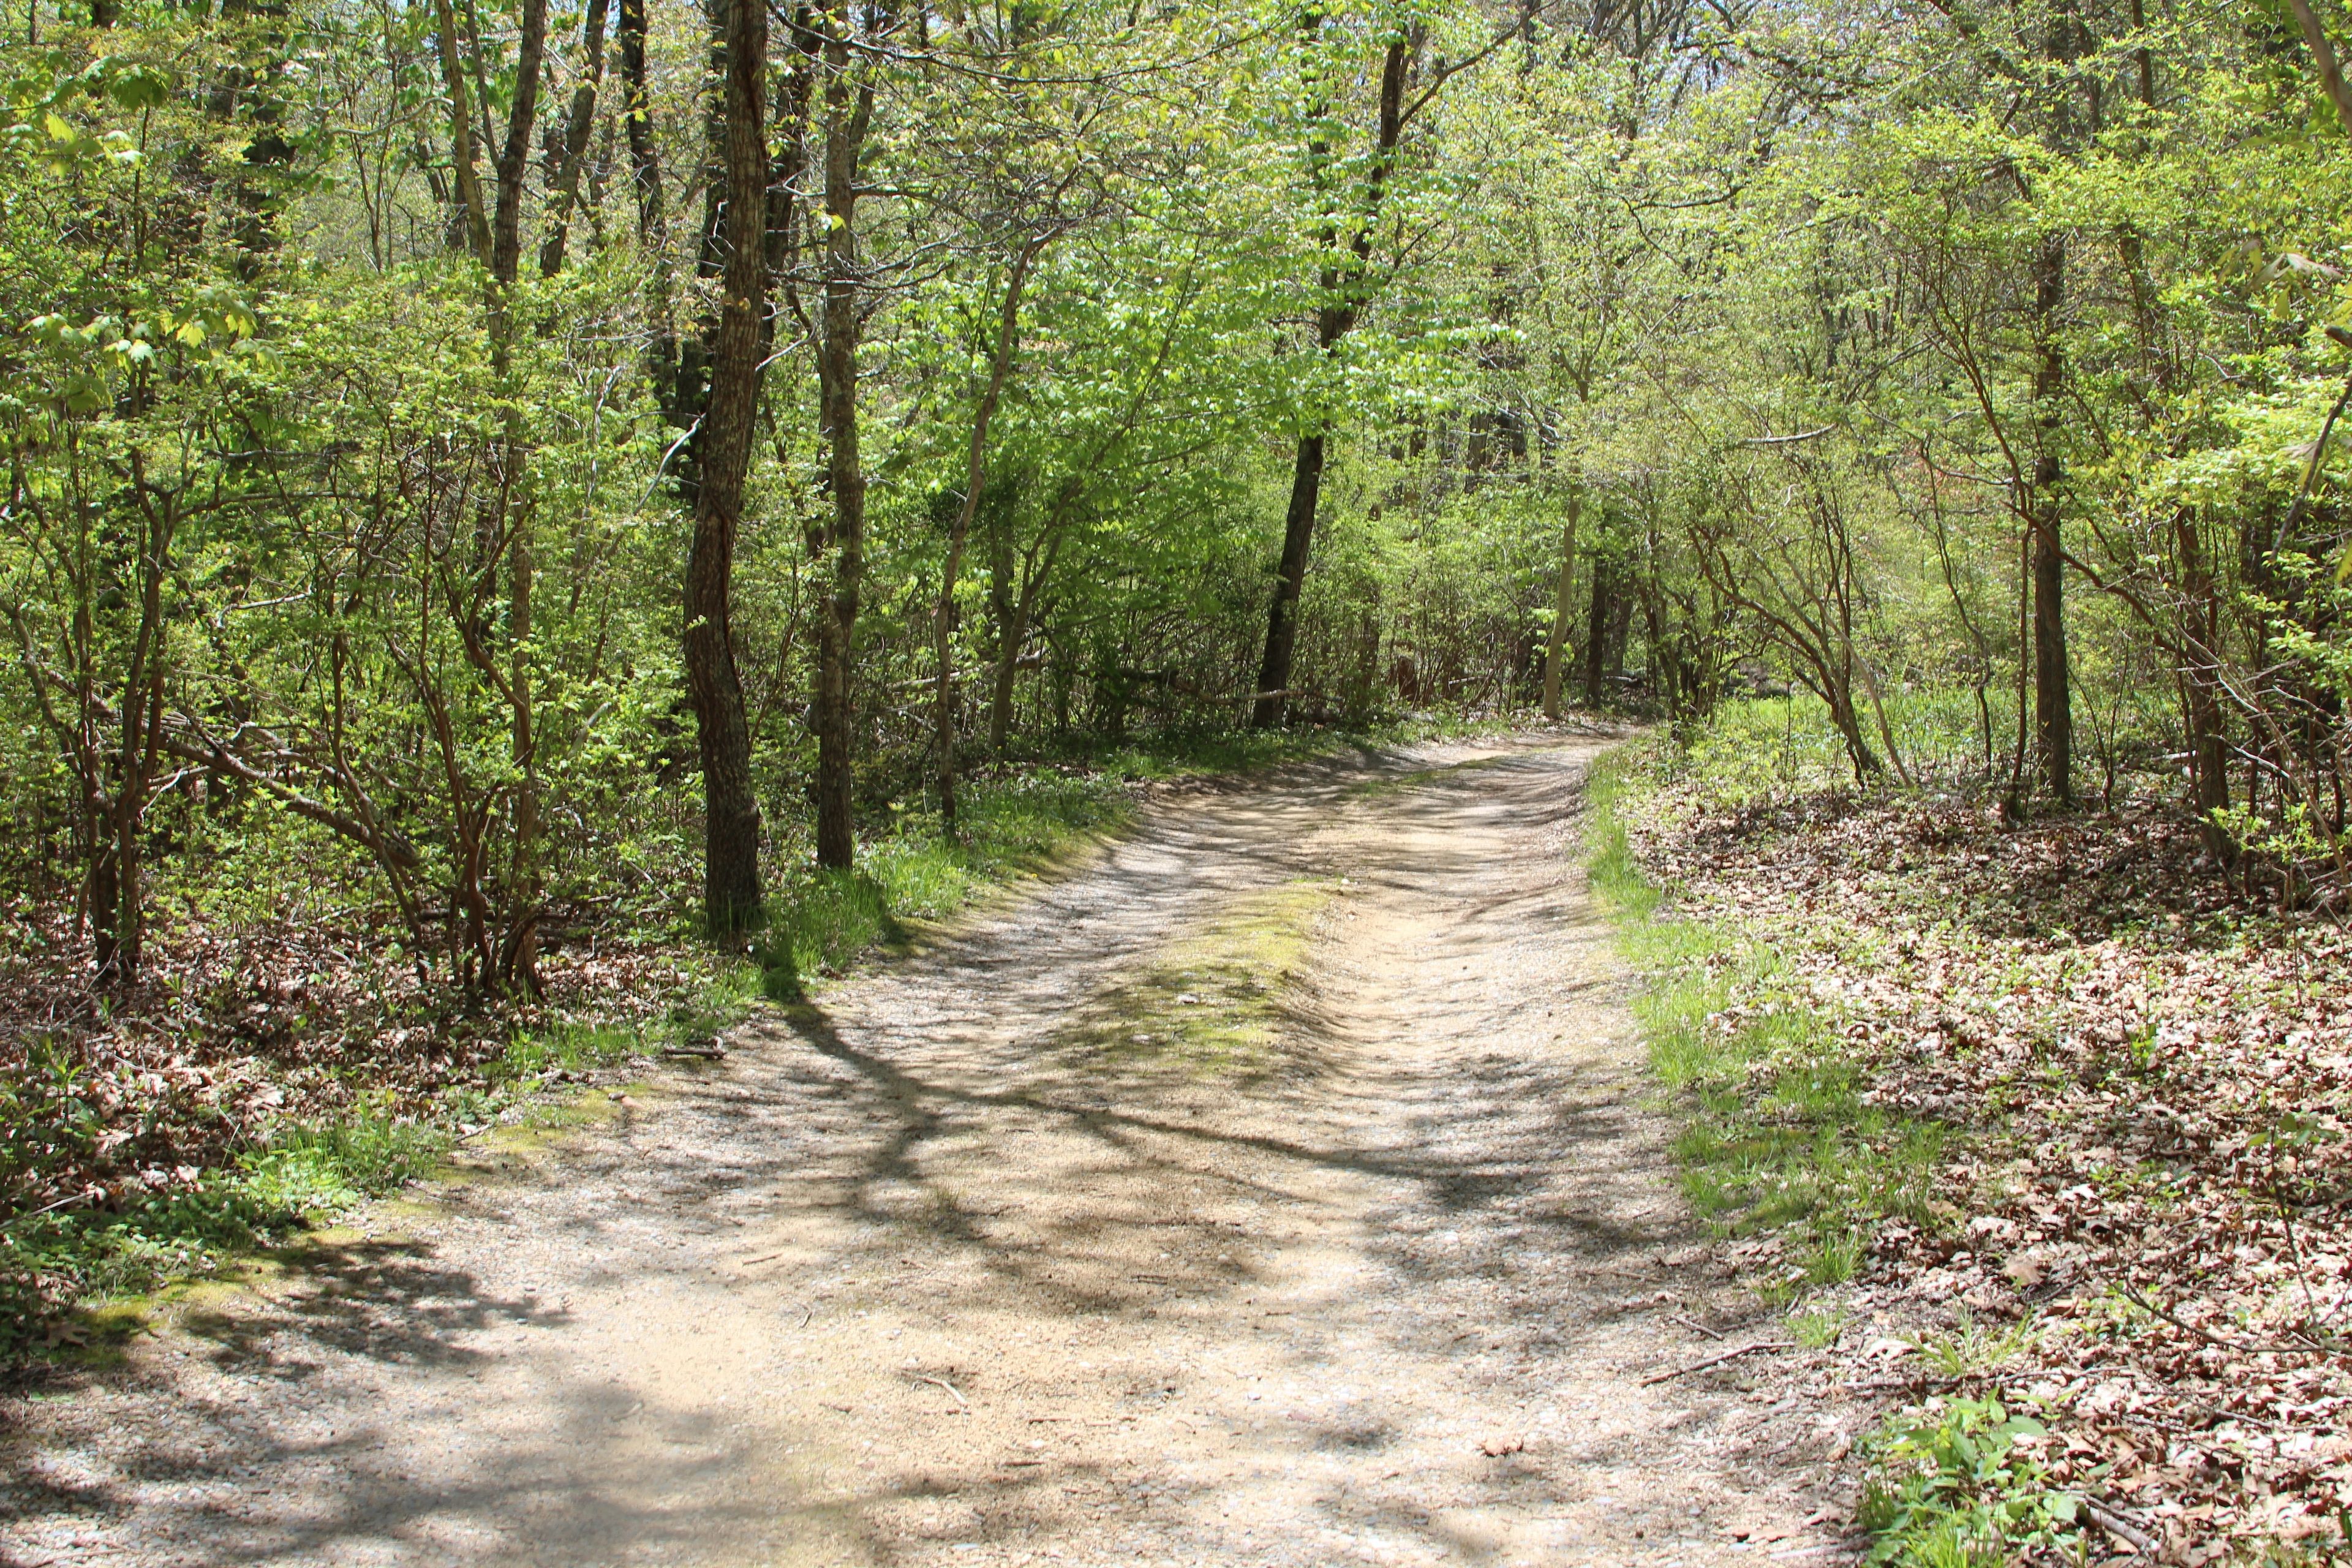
[0,736,1861,1567]
[1604,752,2352,1564]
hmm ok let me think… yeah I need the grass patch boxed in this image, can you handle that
[1057,878,1339,1083]
[1,1109,444,1351]
[758,770,1134,998]
[753,720,1486,999]
[1584,745,1943,1294]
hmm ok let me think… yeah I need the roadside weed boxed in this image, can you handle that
[1789,1302,1853,1349]
[2,1110,445,1345]
[1916,1305,2040,1380]
[1856,1398,2090,1566]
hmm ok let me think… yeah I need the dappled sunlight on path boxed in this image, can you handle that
[2,739,1852,1566]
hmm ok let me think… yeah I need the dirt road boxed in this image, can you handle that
[2,739,1853,1566]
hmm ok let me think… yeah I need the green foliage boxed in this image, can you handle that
[1857,1398,2090,1566]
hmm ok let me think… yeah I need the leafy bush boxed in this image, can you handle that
[1857,1398,2089,1565]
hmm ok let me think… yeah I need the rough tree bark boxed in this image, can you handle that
[618,0,677,407]
[681,0,769,935]
[2027,4,2077,806]
[538,0,609,277]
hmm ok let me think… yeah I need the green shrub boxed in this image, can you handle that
[1856,1397,2089,1565]
[0,1110,445,1349]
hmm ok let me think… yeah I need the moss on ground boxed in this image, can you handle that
[1057,879,1340,1084]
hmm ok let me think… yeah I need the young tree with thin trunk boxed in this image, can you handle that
[935,238,1042,831]
[809,14,874,872]
[1540,490,1581,718]
[1251,23,1412,729]
[1252,7,1532,728]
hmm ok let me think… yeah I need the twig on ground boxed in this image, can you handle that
[2081,1497,2160,1556]
[914,1374,968,1411]
[1642,1340,1795,1385]
[1669,1312,1726,1341]
[2185,1401,2283,1433]
[2119,1284,2338,1358]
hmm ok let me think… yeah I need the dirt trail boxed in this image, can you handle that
[2,739,1854,1567]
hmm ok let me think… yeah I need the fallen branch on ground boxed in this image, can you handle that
[1642,1340,1795,1385]
[2081,1498,2159,1556]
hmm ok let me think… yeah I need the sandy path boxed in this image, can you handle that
[1,739,1852,1566]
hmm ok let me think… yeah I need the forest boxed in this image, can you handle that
[4,0,2352,1561]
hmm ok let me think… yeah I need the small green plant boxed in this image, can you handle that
[236,1118,443,1218]
[495,1019,650,1086]
[1789,1301,1853,1348]
[0,1110,445,1350]
[1916,1304,2039,1379]
[1856,1397,2089,1565]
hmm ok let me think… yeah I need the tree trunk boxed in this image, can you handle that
[429,0,494,263]
[619,0,676,406]
[2023,0,2079,807]
[1540,491,1581,718]
[488,0,548,292]
[538,0,609,277]
[2288,0,2352,137]
[1250,34,1411,729]
[986,502,1018,753]
[2176,510,2231,850]
[486,0,547,984]
[681,0,768,936]
[1830,688,1883,785]
[810,33,872,872]
[97,458,176,987]
[2029,230,2072,806]
[1605,575,1632,679]
[1581,554,1611,707]
[936,244,1038,830]
[1251,433,1325,727]
[983,510,1068,761]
